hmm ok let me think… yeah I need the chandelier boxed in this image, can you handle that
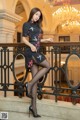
[45,0,80,22]
[58,20,80,34]
[44,0,80,33]
[62,21,80,27]
[52,5,80,22]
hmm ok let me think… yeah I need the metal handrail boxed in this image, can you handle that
[0,42,80,104]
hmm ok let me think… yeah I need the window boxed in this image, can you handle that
[59,36,70,42]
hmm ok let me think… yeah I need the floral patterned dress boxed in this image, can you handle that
[22,21,46,68]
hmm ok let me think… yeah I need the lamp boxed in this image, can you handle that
[45,0,80,20]
[44,0,80,33]
[52,1,80,33]
[52,5,80,22]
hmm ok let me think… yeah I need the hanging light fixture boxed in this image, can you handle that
[52,0,80,26]
[44,0,80,33]
[44,0,80,21]
[52,5,80,22]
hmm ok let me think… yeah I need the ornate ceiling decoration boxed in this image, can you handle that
[45,0,80,6]
[15,1,24,14]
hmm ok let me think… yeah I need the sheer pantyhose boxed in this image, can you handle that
[28,59,50,115]
[30,64,38,115]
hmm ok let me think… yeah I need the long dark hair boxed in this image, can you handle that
[27,8,43,26]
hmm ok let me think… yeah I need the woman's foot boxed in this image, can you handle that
[29,106,41,117]
[25,82,33,99]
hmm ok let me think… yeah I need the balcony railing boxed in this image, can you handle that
[0,42,80,105]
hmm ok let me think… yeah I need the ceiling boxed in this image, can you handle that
[47,0,80,6]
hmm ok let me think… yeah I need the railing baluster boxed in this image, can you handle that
[0,42,80,104]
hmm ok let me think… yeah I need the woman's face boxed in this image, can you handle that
[32,11,41,22]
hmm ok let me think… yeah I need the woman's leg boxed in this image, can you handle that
[30,64,38,114]
[28,59,50,94]
[26,59,50,116]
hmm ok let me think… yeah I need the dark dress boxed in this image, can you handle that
[22,21,46,68]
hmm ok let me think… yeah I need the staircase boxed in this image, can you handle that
[0,96,80,120]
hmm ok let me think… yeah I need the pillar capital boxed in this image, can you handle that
[0,9,22,23]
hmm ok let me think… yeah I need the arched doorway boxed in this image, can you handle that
[13,1,27,43]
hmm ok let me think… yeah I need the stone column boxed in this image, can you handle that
[0,9,22,96]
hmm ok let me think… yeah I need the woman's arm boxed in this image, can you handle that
[22,37,37,52]
[41,38,53,42]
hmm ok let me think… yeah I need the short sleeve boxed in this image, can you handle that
[22,22,30,37]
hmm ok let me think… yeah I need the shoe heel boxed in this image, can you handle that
[29,106,41,117]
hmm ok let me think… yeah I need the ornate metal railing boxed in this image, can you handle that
[0,42,80,104]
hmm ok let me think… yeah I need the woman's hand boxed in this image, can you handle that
[30,44,37,52]
[47,38,53,42]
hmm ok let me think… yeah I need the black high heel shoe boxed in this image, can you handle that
[29,106,41,117]
[25,83,33,99]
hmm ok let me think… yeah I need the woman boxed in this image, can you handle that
[22,7,53,117]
